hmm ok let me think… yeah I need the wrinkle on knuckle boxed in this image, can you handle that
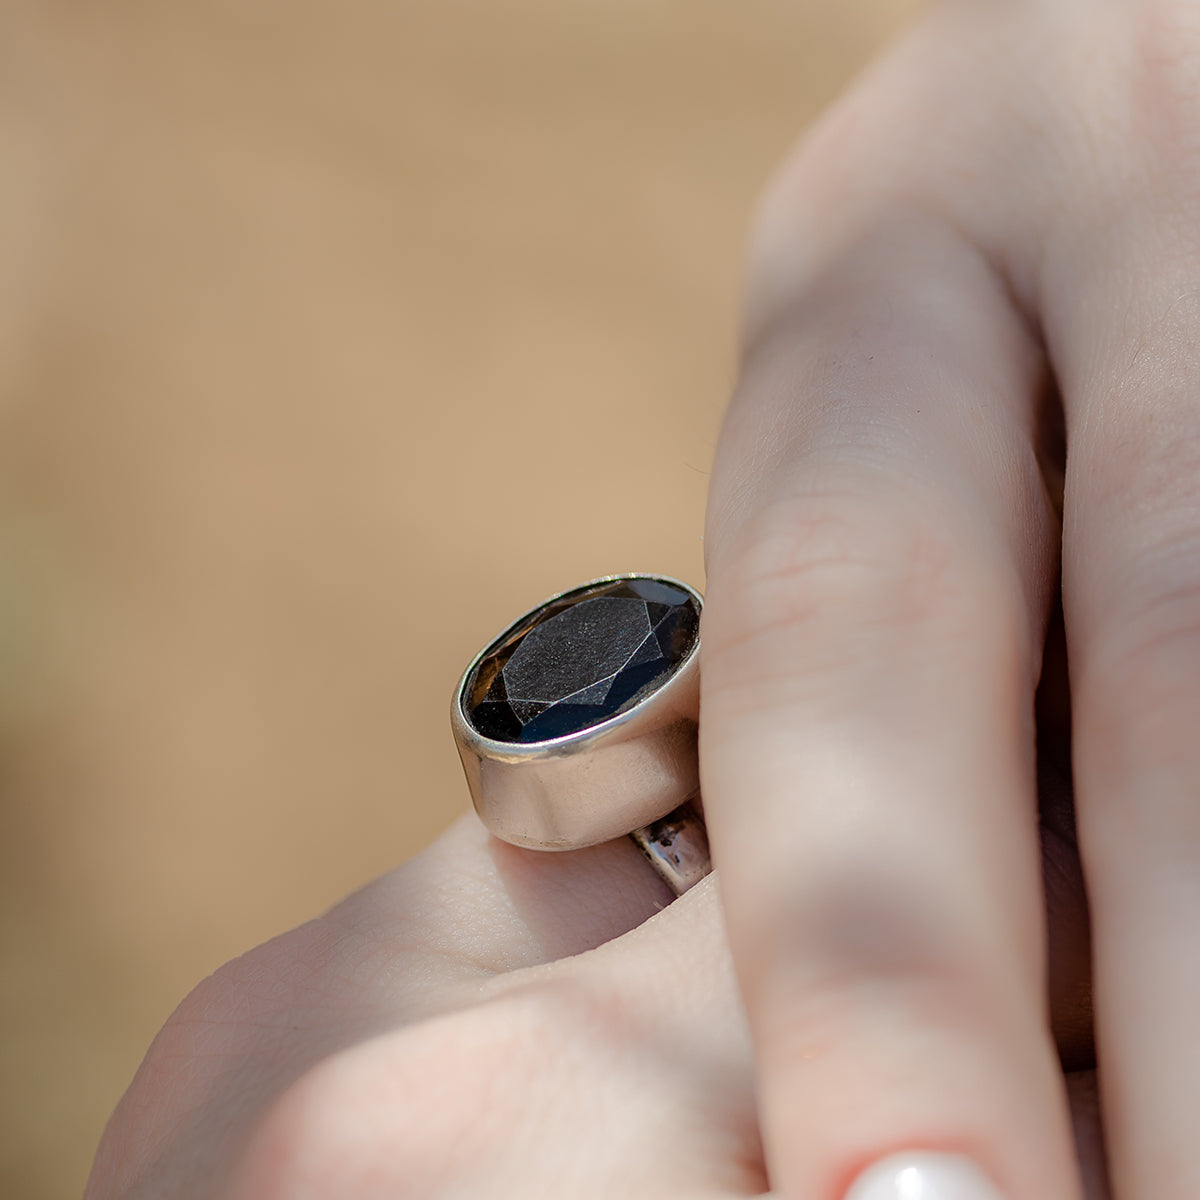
[704,489,1004,692]
[112,955,297,1124]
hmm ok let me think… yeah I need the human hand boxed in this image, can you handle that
[84,819,755,1198]
[700,1,1200,1196]
[85,806,1104,1199]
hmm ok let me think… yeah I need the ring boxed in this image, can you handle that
[451,573,711,895]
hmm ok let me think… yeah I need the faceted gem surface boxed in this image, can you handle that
[466,577,700,743]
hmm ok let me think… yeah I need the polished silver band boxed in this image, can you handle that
[452,574,711,895]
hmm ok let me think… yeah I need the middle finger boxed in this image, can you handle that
[702,91,1074,1200]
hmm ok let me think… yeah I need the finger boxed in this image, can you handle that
[702,192,1076,1199]
[228,876,766,1200]
[1033,14,1200,1191]
[85,815,670,1199]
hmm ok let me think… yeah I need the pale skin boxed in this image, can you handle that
[89,1,1200,1196]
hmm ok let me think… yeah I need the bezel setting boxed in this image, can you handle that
[452,573,702,851]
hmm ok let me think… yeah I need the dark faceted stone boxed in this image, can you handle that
[466,577,700,743]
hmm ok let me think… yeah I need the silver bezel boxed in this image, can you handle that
[451,573,702,851]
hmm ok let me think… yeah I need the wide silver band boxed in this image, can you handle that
[452,574,711,894]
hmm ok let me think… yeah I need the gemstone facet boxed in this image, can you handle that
[465,577,700,744]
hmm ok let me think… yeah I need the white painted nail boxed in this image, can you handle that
[844,1153,1006,1200]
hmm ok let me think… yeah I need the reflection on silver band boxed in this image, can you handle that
[628,798,710,896]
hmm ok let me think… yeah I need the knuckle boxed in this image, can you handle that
[86,956,305,1198]
[1074,0,1200,207]
[229,1051,403,1200]
[100,961,280,1135]
[742,155,827,335]
[91,923,388,1198]
[229,984,597,1200]
[752,877,1023,1108]
[1020,2,1200,252]
[229,1025,483,1198]
[134,924,331,1089]
[1126,0,1200,155]
[705,487,1018,689]
[726,493,951,622]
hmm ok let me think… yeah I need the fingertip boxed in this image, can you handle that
[845,1153,1005,1200]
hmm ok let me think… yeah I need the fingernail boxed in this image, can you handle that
[844,1153,1005,1200]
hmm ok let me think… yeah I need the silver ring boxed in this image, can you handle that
[451,573,711,895]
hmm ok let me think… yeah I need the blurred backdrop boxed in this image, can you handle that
[0,2,922,1195]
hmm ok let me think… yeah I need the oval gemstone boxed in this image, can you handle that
[465,577,700,744]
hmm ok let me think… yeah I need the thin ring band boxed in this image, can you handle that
[628,798,710,896]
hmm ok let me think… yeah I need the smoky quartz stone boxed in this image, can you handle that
[465,577,700,744]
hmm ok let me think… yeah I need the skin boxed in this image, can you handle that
[84,815,1103,1199]
[89,1,1200,1195]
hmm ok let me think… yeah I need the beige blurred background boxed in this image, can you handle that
[0,2,921,1195]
